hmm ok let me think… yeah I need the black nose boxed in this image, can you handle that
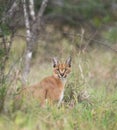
[60,73,64,76]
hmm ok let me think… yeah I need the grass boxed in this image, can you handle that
[1,29,117,130]
[1,95,117,130]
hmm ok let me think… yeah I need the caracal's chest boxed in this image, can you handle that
[57,78,66,106]
[57,89,64,106]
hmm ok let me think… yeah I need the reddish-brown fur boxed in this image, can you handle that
[18,57,72,107]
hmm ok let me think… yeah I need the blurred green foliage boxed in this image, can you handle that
[0,0,115,26]
[41,0,114,27]
[0,23,11,36]
[103,27,117,43]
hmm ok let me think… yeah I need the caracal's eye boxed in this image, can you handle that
[55,68,59,73]
[65,68,70,73]
[65,68,68,72]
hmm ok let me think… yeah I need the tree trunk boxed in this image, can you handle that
[22,0,48,84]
[22,0,32,84]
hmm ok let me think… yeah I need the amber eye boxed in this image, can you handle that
[65,68,68,72]
[55,69,59,73]
[65,69,70,74]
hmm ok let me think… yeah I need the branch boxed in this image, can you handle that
[29,0,36,21]
[31,0,48,39]
[37,0,48,19]
[35,0,48,26]
[7,0,18,17]
[1,0,19,23]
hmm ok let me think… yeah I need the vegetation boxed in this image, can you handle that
[0,0,117,130]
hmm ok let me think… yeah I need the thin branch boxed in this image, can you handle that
[29,0,36,21]
[31,0,49,44]
[7,0,18,16]
[37,0,48,21]
[1,0,19,23]
[32,0,48,28]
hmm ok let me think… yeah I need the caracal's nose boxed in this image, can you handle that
[60,73,64,76]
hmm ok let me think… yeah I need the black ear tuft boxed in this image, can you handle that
[52,57,59,68]
[66,56,72,67]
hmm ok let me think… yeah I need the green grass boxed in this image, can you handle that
[1,93,117,130]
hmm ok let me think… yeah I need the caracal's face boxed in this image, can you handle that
[52,57,72,79]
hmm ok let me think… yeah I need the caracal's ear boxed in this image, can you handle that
[52,57,59,68]
[65,56,72,67]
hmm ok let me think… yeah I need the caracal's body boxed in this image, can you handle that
[18,57,72,107]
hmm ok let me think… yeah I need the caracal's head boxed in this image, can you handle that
[52,57,72,79]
